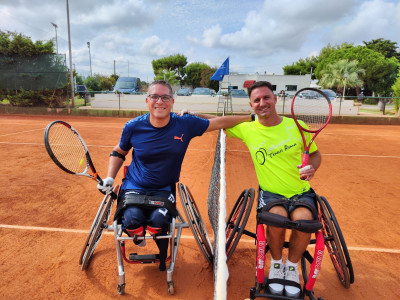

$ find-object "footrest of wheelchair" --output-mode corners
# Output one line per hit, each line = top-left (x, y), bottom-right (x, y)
(129, 253), (159, 263)
(250, 277), (304, 300)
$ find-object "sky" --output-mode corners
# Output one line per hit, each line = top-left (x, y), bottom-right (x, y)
(1, 0), (399, 82)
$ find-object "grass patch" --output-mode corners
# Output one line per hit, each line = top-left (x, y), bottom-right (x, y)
(359, 108), (397, 116)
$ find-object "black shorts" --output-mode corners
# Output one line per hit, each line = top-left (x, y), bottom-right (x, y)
(257, 188), (318, 220)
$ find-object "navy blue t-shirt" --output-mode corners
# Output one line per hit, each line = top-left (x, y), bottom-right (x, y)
(119, 113), (209, 191)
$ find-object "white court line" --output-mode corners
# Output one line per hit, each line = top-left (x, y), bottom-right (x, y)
(1, 224), (399, 254)
(0, 141), (114, 148)
(1, 141), (400, 159)
(0, 128), (44, 137)
(234, 237), (400, 254)
(323, 153), (400, 159)
(0, 224), (194, 239)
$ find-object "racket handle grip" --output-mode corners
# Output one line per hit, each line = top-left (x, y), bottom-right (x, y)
(301, 152), (309, 168)
(300, 152), (310, 180)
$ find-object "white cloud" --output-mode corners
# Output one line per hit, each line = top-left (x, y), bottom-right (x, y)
(328, 0), (400, 44)
(195, 0), (359, 56)
(1, 0), (399, 79)
(76, 0), (153, 31)
(140, 35), (176, 57)
(201, 24), (222, 48)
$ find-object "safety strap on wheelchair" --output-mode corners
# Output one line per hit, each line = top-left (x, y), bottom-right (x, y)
(257, 211), (322, 233)
(114, 194), (178, 220)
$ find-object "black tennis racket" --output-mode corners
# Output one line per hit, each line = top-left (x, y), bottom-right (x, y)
(291, 88), (332, 169)
(44, 120), (104, 185)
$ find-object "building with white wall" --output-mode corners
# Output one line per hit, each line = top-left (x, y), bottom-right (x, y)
(220, 73), (312, 96)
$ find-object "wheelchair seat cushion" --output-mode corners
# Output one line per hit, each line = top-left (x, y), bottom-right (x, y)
(257, 211), (322, 233)
(114, 193), (178, 221)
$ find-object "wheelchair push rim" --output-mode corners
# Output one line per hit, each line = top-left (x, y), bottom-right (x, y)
(80, 185), (118, 270)
(225, 188), (254, 260)
(317, 195), (353, 288)
(178, 183), (214, 263)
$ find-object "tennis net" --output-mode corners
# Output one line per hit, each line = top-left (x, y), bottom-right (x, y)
(207, 127), (228, 300)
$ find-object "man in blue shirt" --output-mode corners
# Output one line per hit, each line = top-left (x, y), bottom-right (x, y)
(97, 80), (252, 271)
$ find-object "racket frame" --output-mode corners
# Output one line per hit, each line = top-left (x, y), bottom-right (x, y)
(290, 88), (332, 167)
(44, 120), (103, 185)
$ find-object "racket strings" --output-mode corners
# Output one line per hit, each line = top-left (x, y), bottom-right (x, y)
(48, 124), (88, 174)
(292, 96), (330, 131)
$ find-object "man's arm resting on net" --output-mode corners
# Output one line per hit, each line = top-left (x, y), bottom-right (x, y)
(205, 114), (252, 132)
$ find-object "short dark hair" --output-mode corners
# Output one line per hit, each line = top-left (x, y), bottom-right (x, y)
(248, 81), (274, 98)
(148, 80), (173, 95)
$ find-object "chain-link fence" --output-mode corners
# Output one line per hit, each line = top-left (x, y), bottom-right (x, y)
(0, 54), (69, 107)
(0, 54), (68, 90)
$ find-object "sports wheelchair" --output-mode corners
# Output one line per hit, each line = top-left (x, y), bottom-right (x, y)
(224, 189), (355, 300)
(78, 171), (214, 295)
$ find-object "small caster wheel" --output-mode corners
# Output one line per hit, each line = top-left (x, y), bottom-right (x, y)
(117, 283), (125, 295)
(167, 281), (175, 295)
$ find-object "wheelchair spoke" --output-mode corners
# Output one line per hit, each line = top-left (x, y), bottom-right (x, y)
(225, 188), (254, 260)
(318, 196), (351, 288)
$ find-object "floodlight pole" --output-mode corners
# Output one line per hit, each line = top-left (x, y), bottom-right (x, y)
(87, 42), (92, 77)
(51, 22), (58, 54)
(66, 0), (75, 107)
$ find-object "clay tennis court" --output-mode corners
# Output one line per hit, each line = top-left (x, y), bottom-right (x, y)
(1, 114), (399, 300)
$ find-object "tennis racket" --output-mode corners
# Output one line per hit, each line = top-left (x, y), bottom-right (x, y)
(291, 88), (332, 171)
(44, 120), (105, 186)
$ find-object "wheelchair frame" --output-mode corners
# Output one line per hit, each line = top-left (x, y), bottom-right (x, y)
(78, 182), (214, 295)
(225, 191), (354, 300)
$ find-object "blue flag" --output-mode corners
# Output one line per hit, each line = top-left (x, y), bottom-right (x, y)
(211, 57), (229, 81)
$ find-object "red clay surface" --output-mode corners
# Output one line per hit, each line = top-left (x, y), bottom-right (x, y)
(1, 114), (400, 300)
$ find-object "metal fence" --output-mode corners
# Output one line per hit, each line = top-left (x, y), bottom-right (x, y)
(0, 54), (68, 90)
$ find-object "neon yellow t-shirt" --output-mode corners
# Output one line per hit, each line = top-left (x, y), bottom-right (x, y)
(226, 117), (318, 198)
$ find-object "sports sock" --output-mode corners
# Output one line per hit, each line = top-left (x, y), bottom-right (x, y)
(156, 239), (168, 271)
(271, 258), (283, 265)
(286, 259), (298, 269)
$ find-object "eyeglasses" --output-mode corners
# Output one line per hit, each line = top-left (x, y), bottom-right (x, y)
(147, 94), (172, 102)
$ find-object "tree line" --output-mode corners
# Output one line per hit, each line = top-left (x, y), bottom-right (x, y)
(1, 30), (399, 111)
(283, 39), (400, 99)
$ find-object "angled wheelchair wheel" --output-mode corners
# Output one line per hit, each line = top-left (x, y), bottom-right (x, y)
(225, 188), (254, 260)
(80, 186), (118, 270)
(178, 183), (214, 263)
(318, 195), (354, 288)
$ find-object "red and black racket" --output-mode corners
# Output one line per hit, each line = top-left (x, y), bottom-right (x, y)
(291, 88), (332, 168)
(44, 120), (104, 185)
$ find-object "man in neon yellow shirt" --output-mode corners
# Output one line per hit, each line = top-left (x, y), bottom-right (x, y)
(226, 81), (321, 298)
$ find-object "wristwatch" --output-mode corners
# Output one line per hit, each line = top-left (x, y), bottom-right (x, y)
(251, 113), (256, 121)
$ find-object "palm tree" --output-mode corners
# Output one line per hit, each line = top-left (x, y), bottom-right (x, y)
(319, 59), (365, 98)
(154, 68), (179, 86)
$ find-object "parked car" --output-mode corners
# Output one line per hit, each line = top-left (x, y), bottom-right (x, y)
(216, 89), (247, 97)
(298, 90), (318, 99)
(320, 89), (338, 101)
(230, 89), (248, 98)
(192, 87), (216, 96)
(76, 85), (88, 98)
(176, 88), (192, 96)
(113, 77), (141, 94)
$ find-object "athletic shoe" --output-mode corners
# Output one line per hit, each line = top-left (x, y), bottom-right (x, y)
(134, 239), (146, 247)
(284, 265), (301, 298)
(268, 262), (284, 295)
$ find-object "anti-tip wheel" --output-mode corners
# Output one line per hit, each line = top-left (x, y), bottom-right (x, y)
(167, 281), (175, 295)
(117, 283), (125, 295)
